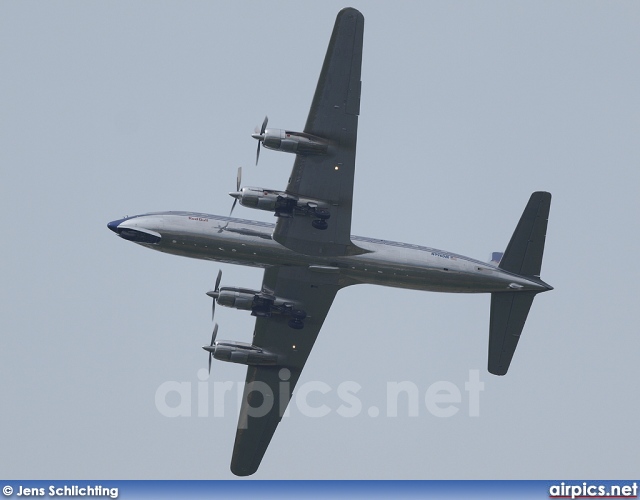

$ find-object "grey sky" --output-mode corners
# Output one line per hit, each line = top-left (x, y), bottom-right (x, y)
(1, 1), (639, 479)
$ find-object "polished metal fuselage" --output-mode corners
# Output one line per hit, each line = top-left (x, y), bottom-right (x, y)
(115, 211), (548, 293)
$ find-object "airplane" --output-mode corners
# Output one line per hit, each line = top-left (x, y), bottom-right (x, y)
(107, 7), (552, 476)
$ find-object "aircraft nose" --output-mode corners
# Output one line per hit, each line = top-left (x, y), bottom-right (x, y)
(107, 218), (127, 234)
(107, 220), (120, 233)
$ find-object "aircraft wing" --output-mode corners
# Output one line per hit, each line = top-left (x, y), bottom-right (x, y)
(230, 265), (344, 476)
(273, 8), (365, 257)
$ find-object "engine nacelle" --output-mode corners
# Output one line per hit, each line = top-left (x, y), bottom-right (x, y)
(206, 341), (279, 366)
(234, 187), (282, 211)
(215, 289), (257, 310)
(209, 287), (306, 328)
(231, 187), (331, 220)
(261, 129), (329, 156)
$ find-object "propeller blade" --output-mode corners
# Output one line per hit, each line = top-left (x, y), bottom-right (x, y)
(253, 116), (268, 165)
(229, 197), (238, 217)
(210, 270), (222, 321)
(260, 115), (268, 135)
(207, 323), (218, 374)
(210, 323), (219, 345)
(230, 166), (241, 215)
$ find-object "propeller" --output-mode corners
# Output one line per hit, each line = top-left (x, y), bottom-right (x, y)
(251, 116), (268, 165)
(206, 269), (223, 321)
(229, 166), (242, 217)
(218, 167), (242, 233)
(206, 323), (219, 374)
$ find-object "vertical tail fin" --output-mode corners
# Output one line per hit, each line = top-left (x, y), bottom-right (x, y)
(488, 192), (552, 375)
(498, 191), (551, 278)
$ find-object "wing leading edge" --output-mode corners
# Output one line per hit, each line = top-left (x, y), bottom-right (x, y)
(273, 8), (365, 257)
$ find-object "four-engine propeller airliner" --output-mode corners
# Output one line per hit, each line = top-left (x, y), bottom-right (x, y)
(108, 8), (552, 476)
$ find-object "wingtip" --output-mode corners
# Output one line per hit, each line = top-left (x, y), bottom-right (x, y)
(338, 7), (364, 20)
(230, 463), (257, 477)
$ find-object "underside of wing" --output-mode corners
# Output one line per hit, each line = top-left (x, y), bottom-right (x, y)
(229, 266), (346, 476)
(273, 8), (365, 257)
(303, 7), (363, 143)
(231, 365), (302, 476)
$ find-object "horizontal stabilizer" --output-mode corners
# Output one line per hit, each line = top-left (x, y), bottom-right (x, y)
(488, 291), (536, 375)
(499, 192), (551, 277)
(490, 252), (504, 265)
